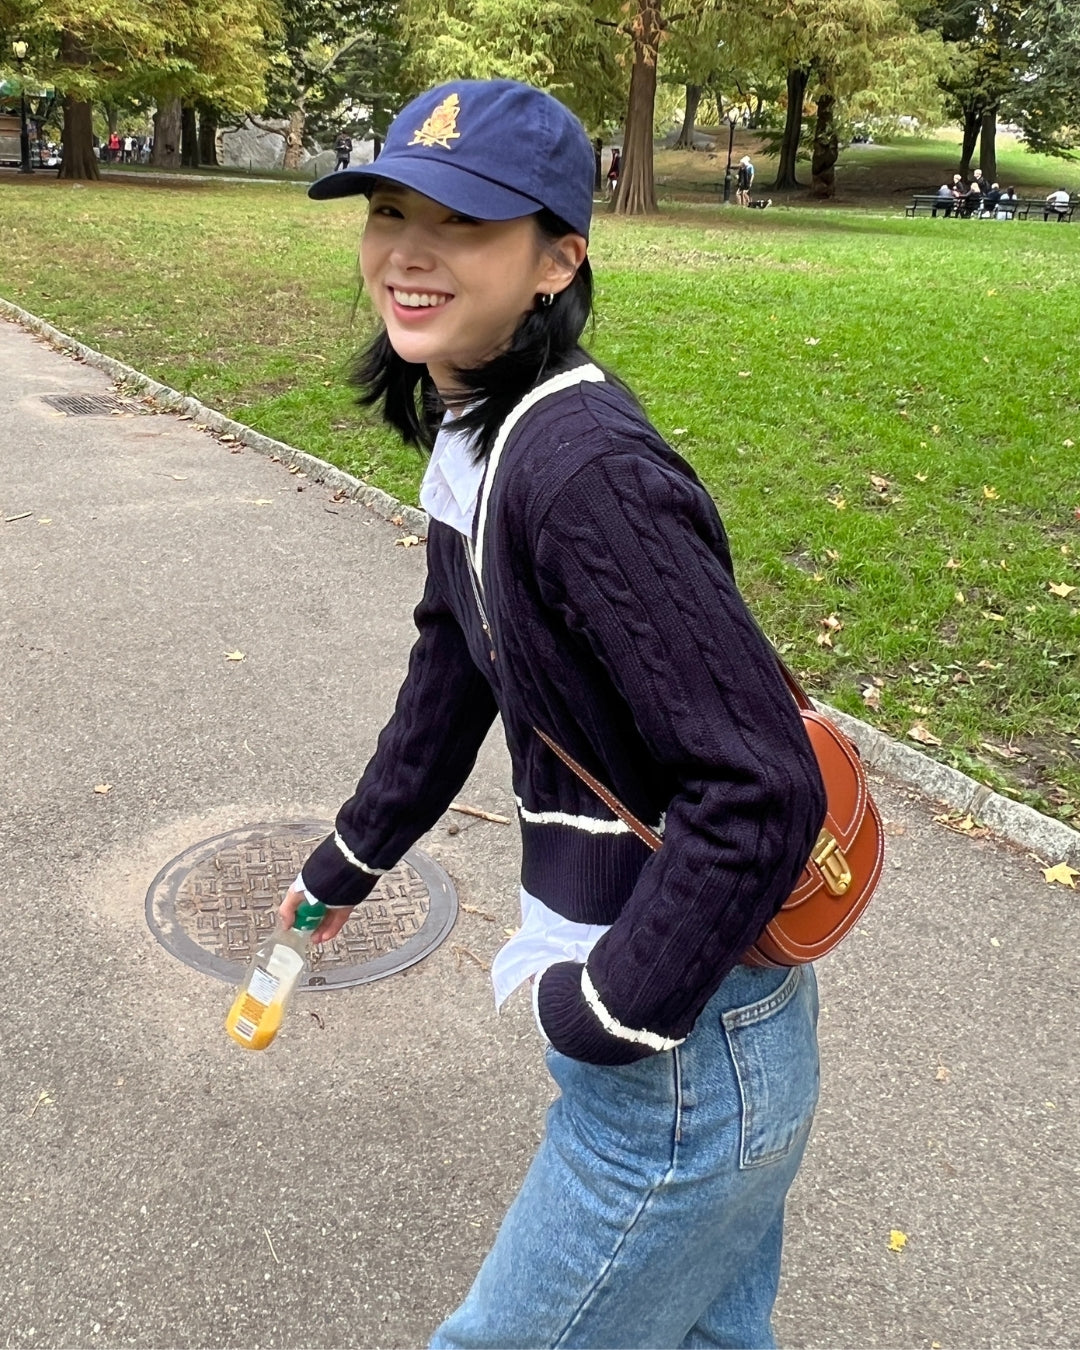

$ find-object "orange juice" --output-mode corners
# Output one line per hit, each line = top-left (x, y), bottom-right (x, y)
(225, 900), (325, 1050)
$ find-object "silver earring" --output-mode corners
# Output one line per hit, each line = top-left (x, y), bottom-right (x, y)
(540, 292), (554, 308)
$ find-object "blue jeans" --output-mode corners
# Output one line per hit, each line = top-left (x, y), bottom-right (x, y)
(432, 963), (820, 1349)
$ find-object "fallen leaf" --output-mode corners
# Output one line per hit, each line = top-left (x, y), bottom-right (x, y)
(990, 936), (1001, 947)
(888, 1230), (908, 1252)
(252, 498), (274, 506)
(935, 1065), (950, 1082)
(390, 514), (404, 526)
(908, 723), (942, 747)
(976, 659), (1002, 669)
(825, 548), (840, 562)
(815, 630), (833, 648)
(1042, 862), (1078, 889)
(914, 471), (928, 483)
(812, 572), (825, 583)
(945, 557), (962, 570)
(671, 427), (688, 436)
(931, 424), (941, 435)
(93, 783), (112, 795)
(804, 336), (821, 345)
(861, 685), (881, 710)
(224, 650), (246, 662)
(981, 611), (1005, 622)
(38, 518), (52, 524)
(170, 474), (188, 481)
(982, 485), (999, 500)
(737, 371), (751, 378)
(955, 590), (965, 604)
(395, 534), (422, 548)
(827, 494), (847, 510)
(1049, 581), (1077, 598)
(1063, 439), (1074, 448)
(820, 613), (843, 631)
(986, 287), (998, 295)
(870, 474), (890, 494)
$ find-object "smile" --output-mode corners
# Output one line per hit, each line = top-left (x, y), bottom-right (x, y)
(390, 288), (451, 309)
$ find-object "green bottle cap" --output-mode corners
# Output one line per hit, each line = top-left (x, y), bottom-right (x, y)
(291, 900), (327, 932)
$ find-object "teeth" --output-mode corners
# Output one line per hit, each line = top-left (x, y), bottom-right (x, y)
(393, 290), (449, 309)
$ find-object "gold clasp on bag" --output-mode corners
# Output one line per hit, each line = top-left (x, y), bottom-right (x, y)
(812, 829), (852, 896)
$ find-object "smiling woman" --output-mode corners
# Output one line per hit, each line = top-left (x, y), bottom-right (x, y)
(275, 77), (828, 1350)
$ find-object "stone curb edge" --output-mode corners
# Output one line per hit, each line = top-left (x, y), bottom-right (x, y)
(4, 298), (1079, 870)
(0, 298), (428, 537)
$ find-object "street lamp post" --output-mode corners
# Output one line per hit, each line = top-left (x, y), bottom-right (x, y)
(11, 40), (33, 174)
(722, 106), (739, 203)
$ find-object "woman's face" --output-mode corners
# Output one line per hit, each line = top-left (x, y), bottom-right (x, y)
(361, 182), (581, 390)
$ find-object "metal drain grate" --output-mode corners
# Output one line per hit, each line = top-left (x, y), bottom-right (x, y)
(41, 393), (144, 416)
(145, 821), (458, 989)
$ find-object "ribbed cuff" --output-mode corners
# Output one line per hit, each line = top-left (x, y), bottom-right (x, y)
(301, 832), (382, 908)
(535, 961), (657, 1066)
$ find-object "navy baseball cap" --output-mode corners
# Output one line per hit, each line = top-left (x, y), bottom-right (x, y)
(308, 79), (595, 239)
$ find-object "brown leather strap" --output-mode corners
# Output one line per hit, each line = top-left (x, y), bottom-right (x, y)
(535, 653), (811, 851)
(533, 727), (663, 852)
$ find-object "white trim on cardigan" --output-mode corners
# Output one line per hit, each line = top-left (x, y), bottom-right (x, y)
(473, 363), (605, 577)
(581, 967), (686, 1052)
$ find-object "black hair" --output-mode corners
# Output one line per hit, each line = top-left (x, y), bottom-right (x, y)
(350, 206), (597, 461)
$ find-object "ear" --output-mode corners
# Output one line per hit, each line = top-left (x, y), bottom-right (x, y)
(539, 233), (588, 296)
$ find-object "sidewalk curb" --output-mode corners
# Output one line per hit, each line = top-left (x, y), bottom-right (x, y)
(4, 298), (1079, 869)
(0, 299), (428, 537)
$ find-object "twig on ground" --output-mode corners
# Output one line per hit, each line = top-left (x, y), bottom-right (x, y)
(450, 802), (511, 825)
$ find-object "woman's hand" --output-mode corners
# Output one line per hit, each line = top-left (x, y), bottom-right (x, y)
(278, 887), (355, 945)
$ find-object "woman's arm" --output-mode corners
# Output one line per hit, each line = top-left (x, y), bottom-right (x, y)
(296, 532), (498, 915)
(532, 449), (826, 1064)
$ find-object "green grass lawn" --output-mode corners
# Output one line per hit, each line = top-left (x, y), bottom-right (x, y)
(1, 170), (1078, 821)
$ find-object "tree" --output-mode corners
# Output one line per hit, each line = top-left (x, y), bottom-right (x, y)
(3, 0), (278, 179)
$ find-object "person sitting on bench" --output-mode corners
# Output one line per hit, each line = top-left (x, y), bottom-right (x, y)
(933, 183), (954, 217)
(1045, 188), (1071, 220)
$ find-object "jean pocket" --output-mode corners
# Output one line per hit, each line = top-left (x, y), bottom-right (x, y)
(721, 965), (820, 1169)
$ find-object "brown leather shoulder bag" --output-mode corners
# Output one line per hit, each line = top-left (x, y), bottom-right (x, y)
(535, 658), (884, 967)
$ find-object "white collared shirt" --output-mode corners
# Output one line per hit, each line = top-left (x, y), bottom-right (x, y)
(419, 412), (607, 1039)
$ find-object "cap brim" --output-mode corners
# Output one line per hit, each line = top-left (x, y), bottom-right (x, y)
(308, 155), (546, 222)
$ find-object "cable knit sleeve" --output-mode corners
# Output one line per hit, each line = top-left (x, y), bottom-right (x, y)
(300, 527), (499, 908)
(532, 448), (826, 1064)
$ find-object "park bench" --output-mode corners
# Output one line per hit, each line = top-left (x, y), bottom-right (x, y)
(905, 194), (959, 217)
(1015, 197), (1077, 222)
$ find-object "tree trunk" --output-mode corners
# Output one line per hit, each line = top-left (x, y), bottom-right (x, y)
(979, 107), (997, 183)
(105, 103), (118, 136)
(198, 108), (219, 166)
(811, 91), (838, 197)
(58, 95), (100, 180)
(673, 84), (702, 150)
(958, 104), (980, 177)
(774, 67), (808, 190)
(613, 0), (661, 216)
(181, 103), (199, 167)
(56, 32), (100, 181)
(282, 107), (306, 171)
(151, 99), (182, 167)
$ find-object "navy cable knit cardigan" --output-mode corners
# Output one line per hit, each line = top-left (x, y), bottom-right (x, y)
(300, 365), (826, 1065)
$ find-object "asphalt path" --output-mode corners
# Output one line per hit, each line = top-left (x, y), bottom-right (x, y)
(1, 318), (1077, 1349)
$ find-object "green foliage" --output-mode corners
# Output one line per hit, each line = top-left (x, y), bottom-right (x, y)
(2, 0), (276, 111)
(398, 0), (626, 128)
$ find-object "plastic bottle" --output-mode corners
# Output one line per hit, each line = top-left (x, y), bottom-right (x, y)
(225, 900), (326, 1050)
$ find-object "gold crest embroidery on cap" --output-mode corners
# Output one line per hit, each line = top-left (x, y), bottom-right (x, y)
(409, 93), (462, 150)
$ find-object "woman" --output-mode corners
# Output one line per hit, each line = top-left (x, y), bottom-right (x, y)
(283, 79), (826, 1349)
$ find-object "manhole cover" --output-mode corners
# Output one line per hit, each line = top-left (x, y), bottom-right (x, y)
(41, 393), (146, 416)
(145, 821), (457, 989)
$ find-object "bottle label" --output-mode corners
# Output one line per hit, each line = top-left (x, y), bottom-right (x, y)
(248, 967), (281, 1006)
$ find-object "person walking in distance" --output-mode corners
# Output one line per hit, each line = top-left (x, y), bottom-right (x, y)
(333, 129), (353, 172)
(736, 154), (754, 206)
(289, 79), (826, 1349)
(606, 145), (620, 197)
